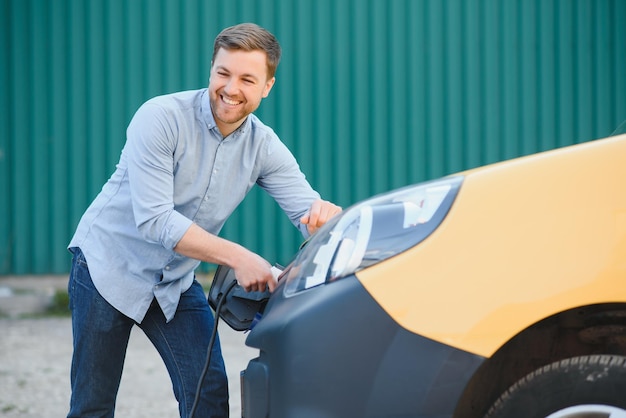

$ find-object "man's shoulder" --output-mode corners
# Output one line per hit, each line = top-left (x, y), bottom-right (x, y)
(129, 89), (207, 132)
(134, 89), (206, 123)
(248, 113), (279, 139)
(145, 88), (205, 107)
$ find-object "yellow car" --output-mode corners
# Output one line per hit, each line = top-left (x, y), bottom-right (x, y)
(235, 132), (626, 417)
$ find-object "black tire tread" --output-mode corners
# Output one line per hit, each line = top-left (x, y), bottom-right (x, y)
(485, 355), (626, 418)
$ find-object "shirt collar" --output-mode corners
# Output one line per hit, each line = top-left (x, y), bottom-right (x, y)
(201, 89), (217, 131)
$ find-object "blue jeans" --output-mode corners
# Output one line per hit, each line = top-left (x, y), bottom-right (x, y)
(67, 248), (229, 418)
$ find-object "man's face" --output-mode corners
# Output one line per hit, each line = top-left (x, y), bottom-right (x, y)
(209, 48), (275, 136)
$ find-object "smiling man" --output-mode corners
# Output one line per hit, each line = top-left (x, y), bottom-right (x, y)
(209, 49), (274, 135)
(66, 23), (341, 418)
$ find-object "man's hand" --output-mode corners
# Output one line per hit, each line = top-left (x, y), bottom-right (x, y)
(233, 251), (277, 293)
(300, 199), (342, 235)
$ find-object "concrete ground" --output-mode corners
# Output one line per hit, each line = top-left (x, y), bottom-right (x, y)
(0, 275), (258, 418)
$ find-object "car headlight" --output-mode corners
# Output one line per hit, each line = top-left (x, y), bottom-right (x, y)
(283, 176), (463, 296)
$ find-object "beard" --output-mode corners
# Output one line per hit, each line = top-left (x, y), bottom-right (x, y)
(209, 90), (260, 130)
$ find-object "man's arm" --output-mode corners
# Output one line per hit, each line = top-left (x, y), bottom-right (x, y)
(175, 198), (341, 293)
(174, 223), (275, 292)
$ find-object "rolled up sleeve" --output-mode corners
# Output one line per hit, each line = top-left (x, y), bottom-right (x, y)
(126, 102), (192, 250)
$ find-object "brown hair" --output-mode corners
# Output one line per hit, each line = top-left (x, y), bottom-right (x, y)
(212, 23), (282, 79)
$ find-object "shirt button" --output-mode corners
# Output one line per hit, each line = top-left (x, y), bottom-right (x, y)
(165, 266), (171, 271)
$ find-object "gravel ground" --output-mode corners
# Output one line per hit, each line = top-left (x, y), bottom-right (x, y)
(0, 277), (258, 418)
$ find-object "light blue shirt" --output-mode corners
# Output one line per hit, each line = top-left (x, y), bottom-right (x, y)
(69, 89), (320, 323)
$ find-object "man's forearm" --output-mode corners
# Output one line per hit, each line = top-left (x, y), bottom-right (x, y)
(173, 223), (245, 268)
(173, 223), (275, 292)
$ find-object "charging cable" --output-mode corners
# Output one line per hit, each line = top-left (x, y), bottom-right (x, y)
(189, 279), (238, 418)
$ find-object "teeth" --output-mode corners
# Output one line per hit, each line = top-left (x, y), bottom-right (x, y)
(223, 96), (240, 105)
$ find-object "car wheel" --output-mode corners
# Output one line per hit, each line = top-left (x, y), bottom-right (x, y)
(485, 355), (626, 418)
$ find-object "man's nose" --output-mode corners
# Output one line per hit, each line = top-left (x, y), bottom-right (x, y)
(224, 78), (240, 94)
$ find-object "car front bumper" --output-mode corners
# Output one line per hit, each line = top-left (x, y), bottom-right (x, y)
(240, 275), (484, 418)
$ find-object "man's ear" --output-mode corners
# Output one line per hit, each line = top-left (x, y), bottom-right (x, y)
(262, 77), (276, 98)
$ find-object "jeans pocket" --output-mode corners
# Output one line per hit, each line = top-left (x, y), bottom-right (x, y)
(71, 247), (89, 268)
(68, 248), (93, 311)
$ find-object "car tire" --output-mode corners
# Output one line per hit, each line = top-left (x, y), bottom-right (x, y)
(485, 355), (626, 418)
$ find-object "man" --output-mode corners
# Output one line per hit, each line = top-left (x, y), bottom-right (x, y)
(67, 23), (341, 418)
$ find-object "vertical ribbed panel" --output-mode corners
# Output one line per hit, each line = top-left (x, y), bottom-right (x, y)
(1, 0), (626, 273)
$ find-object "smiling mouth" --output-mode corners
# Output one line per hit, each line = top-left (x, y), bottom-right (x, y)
(221, 95), (242, 106)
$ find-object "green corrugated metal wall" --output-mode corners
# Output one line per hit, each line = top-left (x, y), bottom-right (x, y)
(2, 0), (625, 274)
